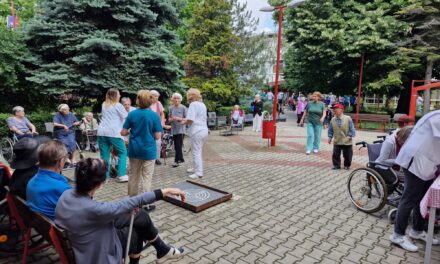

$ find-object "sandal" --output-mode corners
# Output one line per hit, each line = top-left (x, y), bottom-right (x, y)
(156, 247), (184, 264)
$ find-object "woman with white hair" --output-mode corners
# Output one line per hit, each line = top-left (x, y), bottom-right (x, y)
(181, 88), (208, 179)
(53, 104), (80, 167)
(251, 95), (263, 132)
(168, 93), (187, 167)
(7, 106), (38, 139)
(149, 90), (166, 165)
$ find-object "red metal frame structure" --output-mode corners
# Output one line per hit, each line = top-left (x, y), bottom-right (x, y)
(409, 79), (440, 119)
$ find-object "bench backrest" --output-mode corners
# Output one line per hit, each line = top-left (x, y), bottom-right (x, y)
(7, 190), (75, 264)
(346, 113), (390, 121)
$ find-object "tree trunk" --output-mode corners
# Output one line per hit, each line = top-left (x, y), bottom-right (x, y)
(423, 59), (433, 114)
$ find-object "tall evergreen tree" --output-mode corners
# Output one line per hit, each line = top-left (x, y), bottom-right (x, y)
(25, 0), (183, 98)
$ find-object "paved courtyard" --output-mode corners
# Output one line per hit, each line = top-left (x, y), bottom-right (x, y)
(3, 110), (440, 264)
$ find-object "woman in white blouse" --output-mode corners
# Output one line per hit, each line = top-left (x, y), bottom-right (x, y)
(181, 88), (208, 179)
(97, 88), (129, 182)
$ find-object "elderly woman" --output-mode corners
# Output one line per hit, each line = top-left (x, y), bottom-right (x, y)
(7, 106), (38, 139)
(121, 90), (163, 198)
(54, 158), (185, 264)
(98, 88), (129, 182)
(181, 88), (208, 179)
(168, 93), (187, 168)
(80, 112), (98, 132)
(251, 95), (263, 132)
(300, 91), (326, 154)
(149, 90), (170, 165)
(231, 105), (244, 126)
(53, 104), (80, 166)
(79, 112), (99, 151)
(121, 97), (136, 113)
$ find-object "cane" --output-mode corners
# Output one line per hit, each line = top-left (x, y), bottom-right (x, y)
(124, 212), (135, 264)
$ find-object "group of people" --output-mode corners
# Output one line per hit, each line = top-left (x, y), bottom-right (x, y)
(4, 86), (214, 263)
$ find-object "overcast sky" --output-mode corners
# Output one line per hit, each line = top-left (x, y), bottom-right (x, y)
(238, 0), (276, 33)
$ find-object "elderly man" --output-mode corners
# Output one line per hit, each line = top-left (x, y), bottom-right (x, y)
(121, 97), (136, 113)
(7, 106), (38, 139)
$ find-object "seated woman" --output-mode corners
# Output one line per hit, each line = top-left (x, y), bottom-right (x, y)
(79, 112), (98, 132)
(53, 104), (80, 166)
(54, 158), (185, 264)
(7, 106), (38, 139)
(79, 112), (99, 151)
(230, 105), (243, 126)
(10, 136), (51, 199)
(375, 125), (413, 182)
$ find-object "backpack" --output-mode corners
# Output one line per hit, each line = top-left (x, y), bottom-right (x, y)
(250, 102), (255, 113)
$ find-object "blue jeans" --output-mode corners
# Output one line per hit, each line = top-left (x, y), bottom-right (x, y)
(306, 123), (323, 152)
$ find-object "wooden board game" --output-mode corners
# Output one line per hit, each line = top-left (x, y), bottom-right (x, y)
(164, 181), (232, 213)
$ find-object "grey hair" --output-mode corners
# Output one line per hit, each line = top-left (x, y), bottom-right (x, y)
(58, 104), (69, 112)
(83, 112), (92, 117)
(12, 106), (24, 115)
(255, 94), (261, 98)
(150, 90), (160, 97)
(120, 97), (131, 104)
(172, 92), (182, 100)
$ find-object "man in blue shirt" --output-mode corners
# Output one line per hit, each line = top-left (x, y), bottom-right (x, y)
(122, 90), (163, 199)
(26, 140), (71, 220)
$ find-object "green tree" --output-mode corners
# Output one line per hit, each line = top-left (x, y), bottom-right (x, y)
(398, 0), (440, 114)
(25, 0), (183, 99)
(0, 0), (37, 25)
(230, 0), (269, 93)
(283, 0), (409, 97)
(183, 0), (239, 110)
(0, 26), (30, 111)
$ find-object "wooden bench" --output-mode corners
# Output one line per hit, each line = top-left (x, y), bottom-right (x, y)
(346, 113), (391, 131)
(6, 189), (75, 264)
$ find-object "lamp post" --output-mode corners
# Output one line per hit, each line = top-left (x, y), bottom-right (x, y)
(355, 52), (364, 129)
(260, 0), (305, 146)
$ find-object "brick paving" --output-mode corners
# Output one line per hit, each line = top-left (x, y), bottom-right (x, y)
(2, 110), (439, 264)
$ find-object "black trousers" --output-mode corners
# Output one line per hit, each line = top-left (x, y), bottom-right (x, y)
(173, 134), (185, 163)
(296, 112), (304, 124)
(332, 145), (353, 168)
(394, 169), (433, 235)
(115, 209), (158, 254)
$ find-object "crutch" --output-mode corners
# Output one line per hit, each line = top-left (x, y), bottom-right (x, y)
(124, 212), (136, 264)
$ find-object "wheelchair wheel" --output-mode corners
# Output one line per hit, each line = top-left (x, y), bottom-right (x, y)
(347, 167), (388, 213)
(0, 138), (14, 163)
(388, 208), (398, 224)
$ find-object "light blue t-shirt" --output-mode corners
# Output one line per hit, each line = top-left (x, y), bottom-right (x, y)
(123, 108), (163, 161)
(26, 169), (72, 220)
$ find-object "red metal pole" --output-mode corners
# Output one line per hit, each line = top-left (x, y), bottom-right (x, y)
(271, 6), (284, 146)
(355, 53), (364, 129)
(409, 80), (417, 119)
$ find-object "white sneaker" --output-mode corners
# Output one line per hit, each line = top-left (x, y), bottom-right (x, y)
(409, 229), (440, 245)
(188, 173), (202, 179)
(389, 234), (418, 252)
(313, 149), (319, 153)
(116, 175), (129, 183)
(306, 151), (311, 155)
(186, 168), (195, 173)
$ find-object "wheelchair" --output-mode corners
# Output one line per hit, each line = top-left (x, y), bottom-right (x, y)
(347, 138), (403, 222)
(0, 133), (19, 163)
